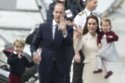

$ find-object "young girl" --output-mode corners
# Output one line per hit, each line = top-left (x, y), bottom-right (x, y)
(93, 18), (119, 79)
(7, 39), (35, 83)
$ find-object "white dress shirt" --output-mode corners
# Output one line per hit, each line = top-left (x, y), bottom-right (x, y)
(52, 20), (57, 39)
(52, 20), (67, 39)
(74, 8), (92, 30)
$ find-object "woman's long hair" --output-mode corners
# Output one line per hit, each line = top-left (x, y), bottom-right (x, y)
(83, 15), (100, 35)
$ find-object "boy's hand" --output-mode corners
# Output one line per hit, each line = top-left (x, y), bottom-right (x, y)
(18, 51), (23, 59)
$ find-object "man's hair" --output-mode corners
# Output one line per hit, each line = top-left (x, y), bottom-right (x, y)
(13, 39), (25, 47)
(53, 2), (65, 11)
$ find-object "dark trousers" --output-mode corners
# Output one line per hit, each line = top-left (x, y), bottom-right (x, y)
(8, 74), (23, 83)
(72, 50), (84, 83)
(65, 50), (74, 83)
(39, 60), (66, 83)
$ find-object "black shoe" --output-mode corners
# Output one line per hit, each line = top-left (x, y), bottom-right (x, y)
(93, 69), (102, 73)
(105, 71), (113, 79)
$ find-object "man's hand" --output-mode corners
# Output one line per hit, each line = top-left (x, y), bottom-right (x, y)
(59, 16), (67, 32)
(74, 52), (81, 63)
(33, 52), (41, 64)
(18, 51), (23, 59)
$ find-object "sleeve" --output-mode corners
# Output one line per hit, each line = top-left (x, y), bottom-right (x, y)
(24, 57), (35, 68)
(106, 31), (119, 42)
(7, 54), (20, 66)
(63, 26), (74, 46)
(74, 36), (83, 52)
(97, 32), (103, 45)
(30, 24), (43, 55)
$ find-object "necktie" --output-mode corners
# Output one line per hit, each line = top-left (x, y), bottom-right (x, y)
(90, 12), (93, 15)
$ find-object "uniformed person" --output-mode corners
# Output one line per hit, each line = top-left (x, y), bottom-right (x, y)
(72, 0), (99, 83)
(68, 0), (85, 18)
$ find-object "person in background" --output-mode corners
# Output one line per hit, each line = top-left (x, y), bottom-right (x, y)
(69, 0), (85, 18)
(7, 39), (34, 83)
(93, 18), (119, 79)
(30, 3), (74, 83)
(72, 0), (98, 83)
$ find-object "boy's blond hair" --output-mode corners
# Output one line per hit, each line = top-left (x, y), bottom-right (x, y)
(13, 39), (25, 47)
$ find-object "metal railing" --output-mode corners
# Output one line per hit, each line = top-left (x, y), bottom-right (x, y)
(101, 0), (124, 18)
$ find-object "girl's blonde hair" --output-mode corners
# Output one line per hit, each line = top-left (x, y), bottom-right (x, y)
(100, 18), (111, 26)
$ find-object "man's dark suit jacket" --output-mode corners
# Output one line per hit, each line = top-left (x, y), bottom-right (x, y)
(31, 22), (73, 83)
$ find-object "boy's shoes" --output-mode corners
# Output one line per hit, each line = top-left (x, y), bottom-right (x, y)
(105, 71), (113, 79)
(93, 69), (102, 73)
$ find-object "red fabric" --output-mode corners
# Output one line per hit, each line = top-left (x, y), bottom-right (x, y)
(97, 31), (118, 45)
(8, 74), (23, 83)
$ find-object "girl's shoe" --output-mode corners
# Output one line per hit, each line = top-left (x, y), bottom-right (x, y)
(105, 71), (113, 79)
(93, 69), (102, 73)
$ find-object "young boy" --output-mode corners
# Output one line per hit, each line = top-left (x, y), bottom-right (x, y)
(93, 18), (119, 79)
(7, 39), (35, 83)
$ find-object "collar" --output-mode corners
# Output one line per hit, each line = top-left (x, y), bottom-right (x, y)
(84, 8), (92, 16)
(53, 20), (57, 26)
(86, 32), (97, 40)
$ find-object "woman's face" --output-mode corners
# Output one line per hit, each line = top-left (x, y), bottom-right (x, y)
(87, 18), (98, 34)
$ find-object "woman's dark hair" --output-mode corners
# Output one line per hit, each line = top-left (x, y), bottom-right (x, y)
(83, 15), (100, 35)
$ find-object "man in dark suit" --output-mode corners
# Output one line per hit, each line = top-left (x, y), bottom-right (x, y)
(30, 2), (74, 83)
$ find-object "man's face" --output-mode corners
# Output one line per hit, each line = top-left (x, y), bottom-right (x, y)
(89, 0), (98, 11)
(53, 4), (64, 23)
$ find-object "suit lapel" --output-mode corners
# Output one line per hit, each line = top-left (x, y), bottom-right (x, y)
(47, 22), (53, 40)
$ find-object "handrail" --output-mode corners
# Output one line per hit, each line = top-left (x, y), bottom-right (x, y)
(101, 0), (124, 18)
(35, 0), (48, 21)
